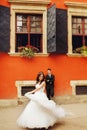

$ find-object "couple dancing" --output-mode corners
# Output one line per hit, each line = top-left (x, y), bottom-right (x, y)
(17, 70), (71, 129)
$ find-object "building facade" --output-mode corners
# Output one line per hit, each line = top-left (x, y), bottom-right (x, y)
(0, 0), (87, 105)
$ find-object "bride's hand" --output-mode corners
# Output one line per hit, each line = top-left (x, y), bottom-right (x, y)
(24, 92), (32, 96)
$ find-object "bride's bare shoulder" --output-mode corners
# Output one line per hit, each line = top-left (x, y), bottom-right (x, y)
(42, 81), (46, 86)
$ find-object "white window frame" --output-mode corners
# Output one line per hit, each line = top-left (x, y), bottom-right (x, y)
(15, 80), (36, 98)
(65, 2), (87, 57)
(8, 0), (51, 56)
(70, 80), (87, 95)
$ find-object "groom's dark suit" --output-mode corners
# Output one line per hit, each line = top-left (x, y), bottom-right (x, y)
(45, 74), (55, 100)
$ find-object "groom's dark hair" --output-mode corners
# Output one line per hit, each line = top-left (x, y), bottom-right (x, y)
(47, 68), (51, 71)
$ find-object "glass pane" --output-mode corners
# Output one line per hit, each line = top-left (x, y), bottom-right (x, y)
(31, 22), (36, 27)
(36, 28), (41, 33)
(36, 22), (41, 27)
(17, 15), (22, 20)
(72, 36), (83, 53)
(22, 16), (27, 32)
(72, 29), (77, 34)
(30, 15), (42, 33)
(31, 16), (36, 21)
(35, 17), (41, 21)
(77, 18), (81, 23)
(17, 26), (22, 32)
(17, 21), (22, 26)
(77, 24), (82, 29)
(77, 29), (82, 34)
(16, 34), (28, 52)
(22, 16), (27, 21)
(85, 30), (87, 34)
(85, 19), (87, 23)
(72, 18), (76, 23)
(30, 28), (36, 32)
(75, 24), (82, 34)
(85, 24), (87, 29)
(23, 22), (27, 27)
(72, 24), (77, 28)
(22, 27), (27, 32)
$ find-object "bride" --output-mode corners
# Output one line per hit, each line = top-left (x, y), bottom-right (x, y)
(17, 71), (67, 129)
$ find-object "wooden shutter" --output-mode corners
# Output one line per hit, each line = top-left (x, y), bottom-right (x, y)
(0, 6), (10, 52)
(47, 6), (68, 54)
(47, 4), (56, 53)
(56, 9), (68, 54)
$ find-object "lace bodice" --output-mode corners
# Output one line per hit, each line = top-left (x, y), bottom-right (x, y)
(35, 83), (45, 92)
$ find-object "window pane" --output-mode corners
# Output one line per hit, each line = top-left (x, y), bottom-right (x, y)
(17, 21), (22, 26)
(16, 14), (27, 32)
(17, 15), (22, 20)
(16, 34), (28, 52)
(72, 24), (77, 28)
(30, 28), (36, 32)
(30, 34), (42, 52)
(85, 36), (87, 46)
(85, 24), (87, 29)
(85, 19), (87, 23)
(36, 28), (41, 33)
(30, 15), (42, 33)
(72, 29), (77, 34)
(85, 30), (87, 34)
(17, 26), (22, 32)
(31, 16), (36, 21)
(72, 36), (83, 53)
(72, 17), (82, 35)
(31, 22), (36, 27)
(77, 18), (81, 23)
(35, 17), (41, 21)
(77, 25), (82, 34)
(36, 22), (41, 27)
(72, 18), (76, 23)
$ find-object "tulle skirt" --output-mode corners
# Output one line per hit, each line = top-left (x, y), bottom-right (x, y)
(17, 92), (66, 129)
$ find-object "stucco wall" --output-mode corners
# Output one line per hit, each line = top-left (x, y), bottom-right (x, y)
(0, 53), (87, 99)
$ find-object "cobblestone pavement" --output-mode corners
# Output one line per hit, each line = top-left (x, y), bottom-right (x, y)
(0, 102), (87, 130)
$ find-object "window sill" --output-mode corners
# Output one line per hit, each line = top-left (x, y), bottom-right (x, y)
(67, 53), (87, 57)
(8, 52), (49, 57)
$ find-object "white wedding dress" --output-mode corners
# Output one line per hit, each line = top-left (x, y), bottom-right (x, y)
(17, 83), (67, 129)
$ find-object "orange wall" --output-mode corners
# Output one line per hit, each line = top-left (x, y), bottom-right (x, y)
(0, 0), (10, 7)
(50, 0), (87, 9)
(1, 0), (87, 8)
(1, 53), (87, 99)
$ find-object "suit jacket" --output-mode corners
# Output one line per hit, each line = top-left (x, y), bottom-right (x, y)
(45, 74), (55, 88)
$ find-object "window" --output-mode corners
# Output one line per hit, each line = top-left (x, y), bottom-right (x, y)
(72, 16), (87, 53)
(65, 1), (87, 56)
(16, 14), (42, 53)
(8, 0), (50, 56)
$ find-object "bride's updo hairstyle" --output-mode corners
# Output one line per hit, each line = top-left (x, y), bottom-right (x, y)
(36, 71), (45, 84)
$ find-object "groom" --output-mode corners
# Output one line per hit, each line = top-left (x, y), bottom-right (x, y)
(45, 68), (55, 100)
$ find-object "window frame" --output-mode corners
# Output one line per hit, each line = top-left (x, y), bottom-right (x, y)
(65, 2), (87, 57)
(8, 1), (49, 56)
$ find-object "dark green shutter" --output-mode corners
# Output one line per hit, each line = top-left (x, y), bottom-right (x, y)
(47, 4), (56, 52)
(47, 6), (68, 54)
(0, 5), (10, 52)
(56, 9), (68, 54)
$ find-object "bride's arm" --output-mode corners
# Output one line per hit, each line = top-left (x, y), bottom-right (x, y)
(25, 81), (45, 95)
